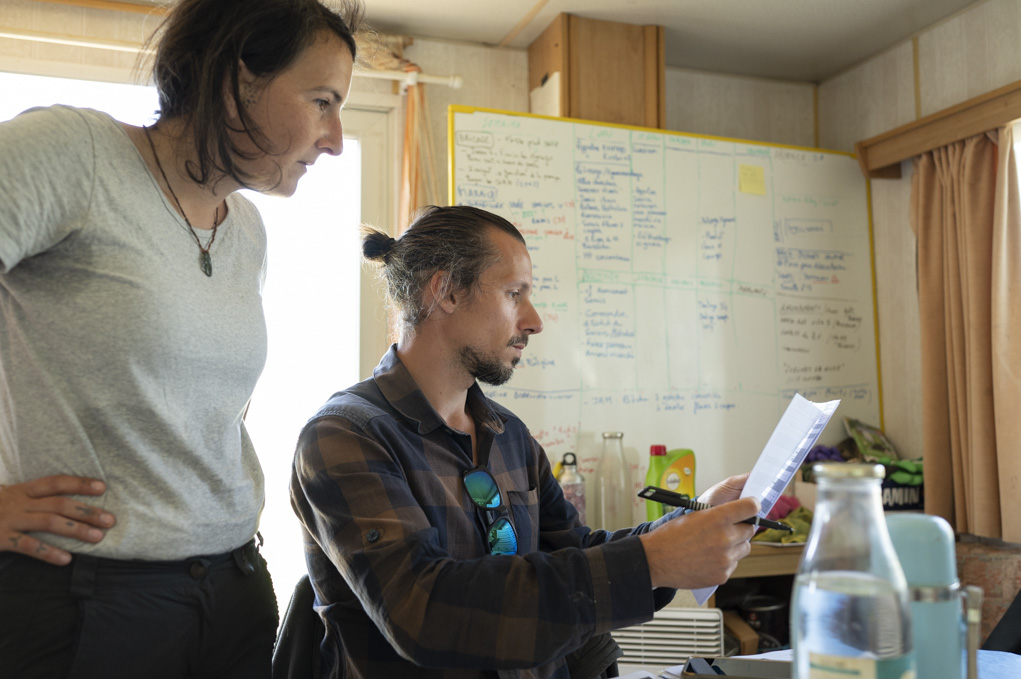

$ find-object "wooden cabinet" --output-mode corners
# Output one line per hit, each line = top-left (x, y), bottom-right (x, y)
(527, 13), (665, 129)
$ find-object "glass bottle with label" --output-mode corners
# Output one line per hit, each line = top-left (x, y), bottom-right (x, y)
(791, 463), (915, 679)
(596, 432), (631, 531)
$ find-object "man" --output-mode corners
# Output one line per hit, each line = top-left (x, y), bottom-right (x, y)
(290, 205), (760, 678)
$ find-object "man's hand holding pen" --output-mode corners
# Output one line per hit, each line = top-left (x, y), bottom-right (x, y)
(639, 485), (794, 533)
(638, 473), (760, 590)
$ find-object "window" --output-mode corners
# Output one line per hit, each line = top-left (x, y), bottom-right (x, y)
(0, 71), (158, 125)
(0, 70), (394, 603)
(1015, 120), (1021, 189)
(243, 148), (362, 597)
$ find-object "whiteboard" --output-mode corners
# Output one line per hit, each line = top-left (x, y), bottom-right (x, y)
(449, 106), (881, 509)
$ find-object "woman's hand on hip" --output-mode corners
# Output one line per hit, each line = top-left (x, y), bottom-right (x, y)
(0, 475), (116, 565)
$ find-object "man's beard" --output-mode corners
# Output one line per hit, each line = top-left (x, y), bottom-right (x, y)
(459, 336), (528, 386)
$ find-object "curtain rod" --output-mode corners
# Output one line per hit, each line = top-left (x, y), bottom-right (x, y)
(355, 69), (463, 90)
(0, 28), (464, 89)
(0, 27), (149, 53)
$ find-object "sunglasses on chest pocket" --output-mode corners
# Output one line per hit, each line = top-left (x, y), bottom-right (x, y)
(462, 466), (519, 556)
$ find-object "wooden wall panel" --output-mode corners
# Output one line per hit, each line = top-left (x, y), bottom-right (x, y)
(567, 15), (655, 127)
(526, 11), (567, 109)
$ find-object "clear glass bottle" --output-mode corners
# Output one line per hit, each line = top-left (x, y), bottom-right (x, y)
(557, 452), (586, 525)
(596, 432), (631, 531)
(791, 463), (915, 679)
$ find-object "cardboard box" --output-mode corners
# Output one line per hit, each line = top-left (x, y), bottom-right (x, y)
(881, 479), (924, 511)
(723, 611), (759, 656)
(792, 476), (923, 512)
(792, 477), (817, 511)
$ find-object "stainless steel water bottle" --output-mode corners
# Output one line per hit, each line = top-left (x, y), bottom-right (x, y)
(558, 452), (586, 525)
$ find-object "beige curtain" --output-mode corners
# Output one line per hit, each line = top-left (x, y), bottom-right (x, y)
(991, 125), (1021, 543)
(398, 64), (442, 235)
(910, 128), (1021, 541)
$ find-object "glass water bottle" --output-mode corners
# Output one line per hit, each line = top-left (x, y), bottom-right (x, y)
(596, 432), (631, 531)
(791, 463), (915, 679)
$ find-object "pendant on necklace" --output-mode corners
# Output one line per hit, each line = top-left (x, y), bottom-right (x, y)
(200, 251), (213, 277)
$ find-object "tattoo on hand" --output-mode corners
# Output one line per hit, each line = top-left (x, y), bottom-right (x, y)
(35, 543), (47, 554)
(8, 536), (20, 548)
(75, 507), (96, 518)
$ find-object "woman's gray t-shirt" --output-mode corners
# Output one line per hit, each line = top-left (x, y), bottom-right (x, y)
(0, 105), (268, 560)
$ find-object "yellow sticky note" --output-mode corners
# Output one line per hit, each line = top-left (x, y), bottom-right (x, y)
(739, 164), (766, 195)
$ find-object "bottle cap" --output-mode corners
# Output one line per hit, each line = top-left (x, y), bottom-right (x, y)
(601, 432), (623, 439)
(562, 452), (577, 466)
(650, 445), (667, 456)
(812, 462), (885, 479)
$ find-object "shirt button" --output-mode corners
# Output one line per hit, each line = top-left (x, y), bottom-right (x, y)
(366, 529), (380, 543)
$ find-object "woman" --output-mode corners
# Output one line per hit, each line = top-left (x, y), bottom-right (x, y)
(0, 0), (361, 676)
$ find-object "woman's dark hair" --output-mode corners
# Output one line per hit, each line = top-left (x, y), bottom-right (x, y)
(147, 0), (363, 188)
(363, 205), (526, 338)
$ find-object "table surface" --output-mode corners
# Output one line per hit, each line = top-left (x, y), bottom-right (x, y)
(656, 649), (1021, 679)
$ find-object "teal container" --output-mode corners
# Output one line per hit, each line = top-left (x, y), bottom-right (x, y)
(886, 513), (964, 679)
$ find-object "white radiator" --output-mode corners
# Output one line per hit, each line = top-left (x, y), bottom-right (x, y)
(612, 607), (724, 671)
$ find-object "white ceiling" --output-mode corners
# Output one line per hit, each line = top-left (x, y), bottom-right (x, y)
(359, 0), (983, 83)
(116, 0), (983, 82)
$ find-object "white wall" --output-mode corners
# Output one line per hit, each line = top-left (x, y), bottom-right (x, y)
(816, 0), (1021, 459)
(918, 0), (1021, 116)
(815, 42), (920, 457)
(666, 67), (815, 148)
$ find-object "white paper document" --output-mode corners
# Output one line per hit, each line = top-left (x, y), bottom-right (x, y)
(691, 394), (840, 605)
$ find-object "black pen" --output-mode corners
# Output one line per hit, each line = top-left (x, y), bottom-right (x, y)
(638, 485), (794, 532)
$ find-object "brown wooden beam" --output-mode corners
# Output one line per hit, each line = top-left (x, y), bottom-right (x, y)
(643, 25), (664, 129)
(33, 0), (165, 15)
(857, 77), (1021, 179)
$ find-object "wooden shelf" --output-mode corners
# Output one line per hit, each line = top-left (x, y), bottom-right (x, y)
(731, 543), (804, 579)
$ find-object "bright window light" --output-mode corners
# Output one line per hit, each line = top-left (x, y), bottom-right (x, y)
(243, 150), (362, 601)
(0, 71), (158, 125)
(1, 70), (362, 606)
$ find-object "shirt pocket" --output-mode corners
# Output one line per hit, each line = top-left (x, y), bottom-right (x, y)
(506, 487), (539, 552)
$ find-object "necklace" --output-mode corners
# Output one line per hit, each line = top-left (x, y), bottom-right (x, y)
(143, 126), (219, 277)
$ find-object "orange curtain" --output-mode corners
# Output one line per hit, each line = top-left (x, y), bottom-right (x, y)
(398, 64), (442, 235)
(910, 129), (1021, 541)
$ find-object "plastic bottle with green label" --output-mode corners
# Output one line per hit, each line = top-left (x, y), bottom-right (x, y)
(645, 445), (670, 520)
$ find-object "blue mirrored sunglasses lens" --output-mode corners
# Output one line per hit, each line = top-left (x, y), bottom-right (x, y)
(463, 469), (502, 509)
(488, 517), (518, 555)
